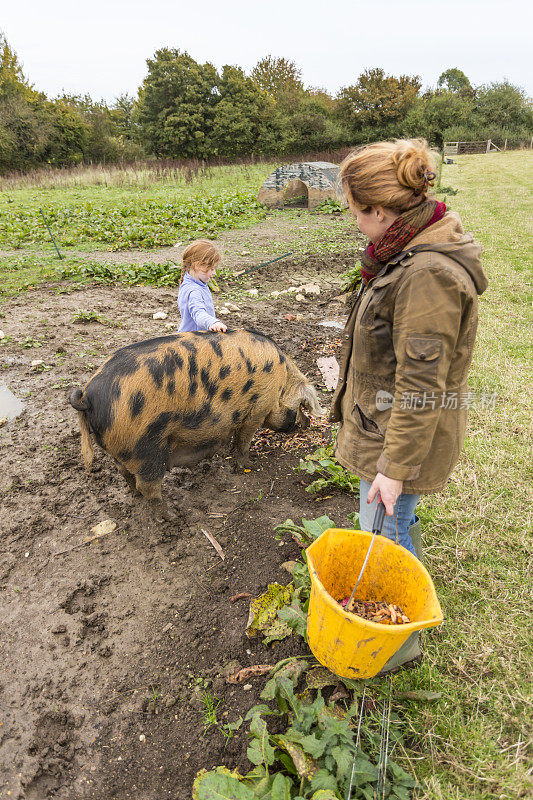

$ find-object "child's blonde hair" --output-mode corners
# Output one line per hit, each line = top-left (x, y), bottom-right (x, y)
(340, 138), (438, 213)
(182, 239), (221, 272)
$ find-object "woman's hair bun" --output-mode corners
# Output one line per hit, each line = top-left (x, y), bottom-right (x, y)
(340, 137), (438, 212)
(393, 139), (432, 194)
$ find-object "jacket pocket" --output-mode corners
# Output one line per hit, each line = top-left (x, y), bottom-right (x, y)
(404, 337), (442, 382)
(354, 404), (384, 440)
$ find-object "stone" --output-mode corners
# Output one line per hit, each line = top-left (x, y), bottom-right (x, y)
(217, 307), (231, 315)
(258, 162), (348, 211)
(152, 311), (168, 320)
(248, 289), (259, 297)
(295, 294), (306, 302)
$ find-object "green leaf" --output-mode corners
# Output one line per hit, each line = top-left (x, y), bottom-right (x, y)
(271, 773), (292, 800)
(193, 767), (255, 800)
(330, 745), (353, 779)
(347, 755), (378, 785)
(311, 791), (339, 800)
(277, 592), (307, 639)
(245, 704), (278, 721)
(390, 786), (412, 800)
(289, 731), (327, 759)
(309, 769), (338, 793)
(301, 515), (336, 539)
(388, 760), (417, 787)
(248, 714), (276, 766)
(276, 753), (298, 776)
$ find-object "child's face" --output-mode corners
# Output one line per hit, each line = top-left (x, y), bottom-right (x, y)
(190, 260), (219, 284)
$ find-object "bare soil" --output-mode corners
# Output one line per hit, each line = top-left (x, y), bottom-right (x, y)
(0, 233), (358, 799)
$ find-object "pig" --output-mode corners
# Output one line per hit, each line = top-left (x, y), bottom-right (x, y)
(69, 328), (324, 518)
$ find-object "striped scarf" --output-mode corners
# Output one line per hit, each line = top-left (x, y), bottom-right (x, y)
(360, 200), (447, 284)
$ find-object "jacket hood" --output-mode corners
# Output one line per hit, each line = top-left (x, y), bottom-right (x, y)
(407, 211), (488, 295)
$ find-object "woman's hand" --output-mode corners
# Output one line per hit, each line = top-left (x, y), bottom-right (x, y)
(210, 321), (227, 333)
(367, 472), (403, 516)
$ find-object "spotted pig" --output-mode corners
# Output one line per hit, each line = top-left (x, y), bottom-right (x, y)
(69, 328), (324, 516)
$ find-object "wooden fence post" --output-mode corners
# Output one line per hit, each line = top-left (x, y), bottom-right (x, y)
(504, 138), (508, 151)
(486, 139), (491, 153)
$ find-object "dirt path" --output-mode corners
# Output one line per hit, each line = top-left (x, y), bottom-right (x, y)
(0, 237), (358, 798)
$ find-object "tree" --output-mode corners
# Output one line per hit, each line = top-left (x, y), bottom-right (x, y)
(0, 31), (30, 100)
(475, 80), (533, 129)
(251, 55), (303, 100)
(437, 68), (472, 95)
(403, 91), (474, 145)
(338, 68), (421, 135)
(136, 49), (219, 158)
(209, 65), (279, 156)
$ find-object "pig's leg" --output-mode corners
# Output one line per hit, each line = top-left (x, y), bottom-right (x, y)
(135, 476), (174, 521)
(231, 416), (263, 469)
(117, 464), (140, 495)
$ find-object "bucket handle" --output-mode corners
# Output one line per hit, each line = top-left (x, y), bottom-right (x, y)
(345, 502), (386, 609)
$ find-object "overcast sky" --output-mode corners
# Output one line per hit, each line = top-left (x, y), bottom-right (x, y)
(3, 0), (531, 102)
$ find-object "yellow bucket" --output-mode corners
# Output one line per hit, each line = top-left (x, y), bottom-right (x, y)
(306, 528), (443, 679)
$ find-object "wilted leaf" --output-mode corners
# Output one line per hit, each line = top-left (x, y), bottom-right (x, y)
(263, 618), (293, 646)
(226, 665), (273, 684)
(276, 737), (318, 779)
(246, 583), (292, 640)
(89, 519), (116, 538)
(306, 667), (338, 691)
(394, 690), (442, 702)
(192, 766), (254, 799)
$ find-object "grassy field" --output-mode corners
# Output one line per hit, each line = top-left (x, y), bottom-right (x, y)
(395, 150), (532, 799)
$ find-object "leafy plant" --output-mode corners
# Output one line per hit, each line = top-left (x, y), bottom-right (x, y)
(60, 260), (183, 287)
(316, 198), (344, 214)
(297, 445), (360, 495)
(0, 189), (266, 250)
(435, 185), (458, 196)
(274, 515), (336, 548)
(193, 659), (417, 799)
(340, 262), (362, 293)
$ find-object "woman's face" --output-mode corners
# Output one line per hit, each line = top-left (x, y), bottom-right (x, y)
(349, 198), (398, 243)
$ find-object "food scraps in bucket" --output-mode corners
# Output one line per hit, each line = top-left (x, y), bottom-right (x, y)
(339, 598), (410, 625)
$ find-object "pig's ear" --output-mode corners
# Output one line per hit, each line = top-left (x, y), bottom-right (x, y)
(298, 383), (326, 416)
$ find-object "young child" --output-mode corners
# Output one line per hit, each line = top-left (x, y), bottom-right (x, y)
(177, 240), (227, 333)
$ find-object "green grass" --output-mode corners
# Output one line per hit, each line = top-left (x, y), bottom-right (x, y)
(0, 162), (276, 251)
(0, 186), (267, 250)
(393, 151), (532, 799)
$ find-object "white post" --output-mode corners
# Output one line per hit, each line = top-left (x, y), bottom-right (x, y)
(486, 139), (491, 153)
(504, 138), (508, 151)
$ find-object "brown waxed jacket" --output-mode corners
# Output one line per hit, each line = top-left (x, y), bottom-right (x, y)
(330, 212), (488, 493)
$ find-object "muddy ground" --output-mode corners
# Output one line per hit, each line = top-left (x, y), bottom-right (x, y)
(0, 220), (363, 800)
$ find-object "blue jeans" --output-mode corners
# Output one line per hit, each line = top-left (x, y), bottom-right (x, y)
(358, 480), (420, 558)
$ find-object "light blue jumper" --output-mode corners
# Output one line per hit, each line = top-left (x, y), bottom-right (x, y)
(177, 273), (219, 332)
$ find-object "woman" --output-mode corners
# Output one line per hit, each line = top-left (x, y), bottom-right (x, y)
(330, 139), (487, 669)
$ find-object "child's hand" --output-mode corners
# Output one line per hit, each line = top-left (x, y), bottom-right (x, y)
(210, 321), (227, 333)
